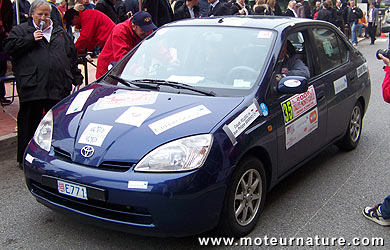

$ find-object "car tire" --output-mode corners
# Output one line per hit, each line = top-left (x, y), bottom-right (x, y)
(218, 156), (267, 237)
(337, 101), (363, 151)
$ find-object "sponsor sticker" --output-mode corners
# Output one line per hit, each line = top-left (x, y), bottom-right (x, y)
(128, 181), (148, 189)
(257, 31), (273, 39)
(356, 63), (368, 78)
(285, 108), (318, 149)
(93, 91), (158, 111)
(25, 153), (34, 164)
(149, 105), (211, 135)
(334, 75), (347, 95)
(78, 123), (113, 147)
(115, 106), (155, 127)
(66, 89), (93, 115)
(281, 85), (317, 124)
(225, 102), (261, 139)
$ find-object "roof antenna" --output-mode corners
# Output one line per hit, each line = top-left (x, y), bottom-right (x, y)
(218, 18), (224, 23)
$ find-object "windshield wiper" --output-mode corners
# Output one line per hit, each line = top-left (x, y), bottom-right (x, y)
(132, 79), (215, 96)
(107, 75), (159, 90)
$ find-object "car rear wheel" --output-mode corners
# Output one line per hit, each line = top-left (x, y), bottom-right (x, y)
(218, 156), (266, 237)
(337, 101), (363, 151)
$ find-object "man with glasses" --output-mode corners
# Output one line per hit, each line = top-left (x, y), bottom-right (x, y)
(96, 11), (157, 78)
(4, 0), (83, 169)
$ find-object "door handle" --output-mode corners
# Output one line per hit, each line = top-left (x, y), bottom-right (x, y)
(317, 91), (325, 102)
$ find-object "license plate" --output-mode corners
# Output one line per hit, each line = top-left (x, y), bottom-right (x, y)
(57, 180), (88, 200)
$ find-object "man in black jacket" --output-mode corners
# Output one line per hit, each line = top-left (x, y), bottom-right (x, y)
(345, 0), (362, 46)
(4, 0), (83, 168)
(174, 0), (200, 20)
(95, 0), (121, 24)
(334, 0), (345, 31)
(142, 0), (174, 27)
(207, 0), (231, 16)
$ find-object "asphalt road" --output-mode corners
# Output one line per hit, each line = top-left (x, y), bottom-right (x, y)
(1, 37), (390, 250)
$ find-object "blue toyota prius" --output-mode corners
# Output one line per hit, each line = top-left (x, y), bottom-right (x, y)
(23, 16), (370, 237)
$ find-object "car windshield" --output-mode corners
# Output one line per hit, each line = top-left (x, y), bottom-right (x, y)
(105, 26), (276, 96)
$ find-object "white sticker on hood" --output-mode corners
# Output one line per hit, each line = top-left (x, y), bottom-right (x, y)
(78, 123), (113, 147)
(225, 102), (261, 139)
(66, 89), (93, 115)
(115, 106), (155, 127)
(148, 105), (211, 135)
(93, 91), (158, 111)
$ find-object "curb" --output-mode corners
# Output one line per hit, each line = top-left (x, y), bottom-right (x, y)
(0, 133), (17, 160)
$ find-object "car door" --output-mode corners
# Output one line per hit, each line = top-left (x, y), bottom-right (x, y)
(266, 28), (328, 177)
(310, 27), (361, 142)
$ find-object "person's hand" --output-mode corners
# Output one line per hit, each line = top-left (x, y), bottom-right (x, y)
(33, 30), (43, 41)
(281, 67), (289, 74)
(379, 54), (390, 66)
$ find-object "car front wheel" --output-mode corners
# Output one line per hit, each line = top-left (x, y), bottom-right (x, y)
(218, 156), (266, 237)
(337, 101), (363, 151)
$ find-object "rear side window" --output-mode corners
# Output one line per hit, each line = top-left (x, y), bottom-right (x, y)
(312, 28), (347, 74)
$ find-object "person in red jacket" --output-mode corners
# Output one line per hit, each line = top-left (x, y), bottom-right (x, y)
(96, 11), (156, 78)
(362, 53), (390, 227)
(378, 54), (390, 103)
(64, 4), (115, 54)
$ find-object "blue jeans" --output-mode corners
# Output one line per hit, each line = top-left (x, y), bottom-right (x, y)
(356, 23), (364, 36)
(351, 22), (358, 44)
(381, 196), (390, 219)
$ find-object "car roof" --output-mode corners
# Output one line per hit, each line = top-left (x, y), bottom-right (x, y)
(165, 16), (321, 30)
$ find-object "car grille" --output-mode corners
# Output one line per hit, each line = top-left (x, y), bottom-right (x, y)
(29, 179), (153, 225)
(53, 146), (72, 161)
(53, 146), (133, 172)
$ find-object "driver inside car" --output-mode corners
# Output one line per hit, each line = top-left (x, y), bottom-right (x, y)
(276, 39), (310, 82)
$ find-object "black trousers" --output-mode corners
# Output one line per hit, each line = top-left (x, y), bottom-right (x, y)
(17, 99), (58, 163)
(368, 22), (377, 44)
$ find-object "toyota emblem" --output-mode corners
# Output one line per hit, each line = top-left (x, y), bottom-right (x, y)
(81, 145), (94, 158)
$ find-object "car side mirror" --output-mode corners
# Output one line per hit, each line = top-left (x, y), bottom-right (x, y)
(277, 76), (308, 94)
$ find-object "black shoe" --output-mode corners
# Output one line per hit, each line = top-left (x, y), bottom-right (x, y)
(1, 97), (11, 105)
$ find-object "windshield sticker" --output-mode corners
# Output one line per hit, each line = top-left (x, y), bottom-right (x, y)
(357, 63), (368, 78)
(78, 123), (113, 147)
(115, 106), (155, 127)
(224, 101), (261, 143)
(257, 31), (272, 39)
(93, 91), (158, 111)
(128, 181), (148, 189)
(25, 153), (34, 164)
(334, 76), (347, 95)
(281, 85), (317, 124)
(66, 89), (93, 115)
(233, 79), (251, 88)
(149, 105), (211, 135)
(260, 103), (269, 117)
(285, 108), (318, 149)
(167, 75), (205, 84)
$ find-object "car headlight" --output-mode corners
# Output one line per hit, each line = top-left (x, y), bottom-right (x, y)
(33, 110), (53, 152)
(134, 134), (213, 172)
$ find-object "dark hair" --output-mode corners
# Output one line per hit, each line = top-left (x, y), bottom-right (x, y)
(286, 40), (296, 56)
(63, 8), (79, 27)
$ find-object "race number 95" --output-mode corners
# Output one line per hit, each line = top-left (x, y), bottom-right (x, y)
(282, 100), (293, 123)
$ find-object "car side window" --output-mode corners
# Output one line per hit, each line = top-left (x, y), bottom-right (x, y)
(312, 28), (343, 74)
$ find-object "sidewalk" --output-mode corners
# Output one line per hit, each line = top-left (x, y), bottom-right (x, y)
(0, 58), (97, 159)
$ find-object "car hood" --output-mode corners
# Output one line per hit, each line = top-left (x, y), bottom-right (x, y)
(51, 83), (244, 167)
